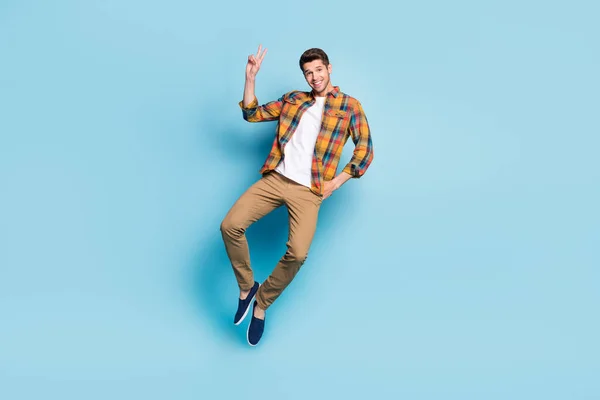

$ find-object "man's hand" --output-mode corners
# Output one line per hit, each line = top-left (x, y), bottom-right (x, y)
(322, 172), (352, 200)
(246, 44), (267, 80)
(322, 180), (340, 200)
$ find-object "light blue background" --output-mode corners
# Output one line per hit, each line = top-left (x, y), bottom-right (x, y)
(1, 0), (598, 399)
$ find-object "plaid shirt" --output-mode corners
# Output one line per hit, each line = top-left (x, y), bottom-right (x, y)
(238, 86), (374, 196)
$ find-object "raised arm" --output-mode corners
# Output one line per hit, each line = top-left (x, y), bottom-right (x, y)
(239, 44), (284, 122)
(243, 45), (266, 107)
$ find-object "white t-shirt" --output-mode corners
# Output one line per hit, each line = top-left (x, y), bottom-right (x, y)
(275, 96), (326, 187)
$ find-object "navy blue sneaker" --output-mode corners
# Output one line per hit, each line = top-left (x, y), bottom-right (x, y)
(234, 282), (259, 325)
(247, 301), (265, 346)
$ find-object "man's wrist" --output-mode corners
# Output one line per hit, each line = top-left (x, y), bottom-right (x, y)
(332, 172), (352, 189)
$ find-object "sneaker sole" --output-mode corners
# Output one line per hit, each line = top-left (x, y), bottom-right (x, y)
(234, 292), (256, 326)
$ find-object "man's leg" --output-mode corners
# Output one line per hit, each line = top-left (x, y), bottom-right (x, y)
(254, 179), (322, 314)
(220, 172), (284, 294)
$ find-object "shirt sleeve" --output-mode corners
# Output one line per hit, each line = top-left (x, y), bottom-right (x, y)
(238, 96), (284, 122)
(342, 100), (374, 177)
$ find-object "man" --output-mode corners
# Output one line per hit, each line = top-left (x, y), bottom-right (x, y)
(220, 45), (374, 346)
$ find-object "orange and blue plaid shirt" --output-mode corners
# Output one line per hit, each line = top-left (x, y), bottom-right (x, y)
(238, 86), (374, 196)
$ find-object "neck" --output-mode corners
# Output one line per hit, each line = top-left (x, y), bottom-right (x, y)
(313, 83), (334, 97)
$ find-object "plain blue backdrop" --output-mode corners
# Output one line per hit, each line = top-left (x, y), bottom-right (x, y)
(1, 0), (599, 399)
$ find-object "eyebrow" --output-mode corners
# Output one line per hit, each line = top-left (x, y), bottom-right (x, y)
(304, 67), (323, 74)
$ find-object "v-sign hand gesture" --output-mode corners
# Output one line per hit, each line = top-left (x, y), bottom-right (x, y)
(246, 44), (268, 80)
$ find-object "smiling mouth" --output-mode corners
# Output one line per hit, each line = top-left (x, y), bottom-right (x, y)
(313, 80), (323, 87)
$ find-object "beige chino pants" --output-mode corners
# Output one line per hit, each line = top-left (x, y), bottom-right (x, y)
(220, 171), (322, 310)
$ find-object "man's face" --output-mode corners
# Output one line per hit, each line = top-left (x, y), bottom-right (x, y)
(302, 59), (332, 95)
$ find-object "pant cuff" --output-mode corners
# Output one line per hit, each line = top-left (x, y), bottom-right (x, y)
(239, 281), (255, 292)
(255, 291), (271, 311)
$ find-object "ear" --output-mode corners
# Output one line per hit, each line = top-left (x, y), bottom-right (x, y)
(327, 64), (332, 74)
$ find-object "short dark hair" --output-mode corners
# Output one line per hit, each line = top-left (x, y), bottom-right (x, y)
(299, 48), (330, 71)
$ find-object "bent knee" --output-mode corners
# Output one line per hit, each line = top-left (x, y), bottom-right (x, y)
(220, 216), (243, 236)
(285, 246), (310, 264)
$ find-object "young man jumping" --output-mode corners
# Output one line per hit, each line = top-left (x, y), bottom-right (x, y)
(220, 45), (374, 346)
